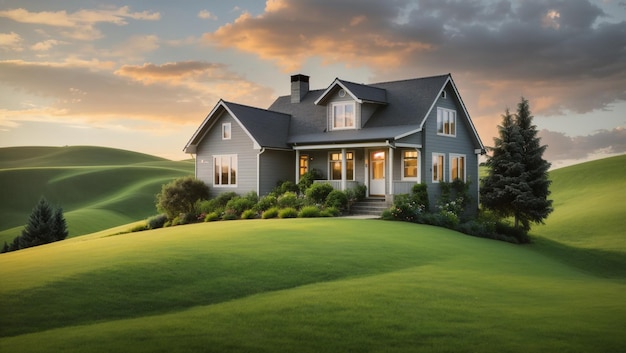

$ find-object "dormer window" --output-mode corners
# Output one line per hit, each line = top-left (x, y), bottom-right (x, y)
(437, 107), (456, 137)
(331, 102), (355, 130)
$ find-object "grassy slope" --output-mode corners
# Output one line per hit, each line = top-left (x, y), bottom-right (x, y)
(0, 146), (193, 243)
(0, 219), (624, 352)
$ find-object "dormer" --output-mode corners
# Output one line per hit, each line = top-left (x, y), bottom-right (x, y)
(314, 78), (387, 131)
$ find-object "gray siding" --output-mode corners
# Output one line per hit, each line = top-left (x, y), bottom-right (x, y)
(259, 149), (295, 195)
(422, 84), (480, 211)
(195, 111), (259, 198)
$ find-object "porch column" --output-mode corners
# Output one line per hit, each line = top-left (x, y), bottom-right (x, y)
(388, 146), (394, 195)
(341, 148), (347, 191)
(295, 149), (300, 184)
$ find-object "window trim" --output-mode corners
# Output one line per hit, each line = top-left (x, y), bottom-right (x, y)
(328, 150), (355, 181)
(330, 101), (356, 130)
(401, 149), (420, 181)
(213, 154), (237, 187)
(437, 107), (456, 137)
(222, 123), (231, 140)
(432, 153), (445, 183)
(449, 153), (466, 182)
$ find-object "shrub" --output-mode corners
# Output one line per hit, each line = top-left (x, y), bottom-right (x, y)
(243, 191), (259, 204)
(262, 207), (279, 219)
(299, 205), (321, 218)
(277, 192), (299, 209)
(278, 207), (299, 218)
(204, 212), (220, 222)
(390, 194), (425, 222)
(306, 183), (334, 204)
(147, 214), (168, 229)
(130, 223), (148, 232)
(222, 209), (239, 220)
(298, 168), (323, 193)
(156, 176), (210, 219)
(381, 209), (394, 220)
(272, 181), (299, 196)
(254, 195), (277, 212)
(325, 190), (348, 209)
(225, 197), (256, 216)
(411, 183), (429, 210)
(321, 206), (341, 217)
(241, 209), (258, 219)
(352, 183), (367, 201)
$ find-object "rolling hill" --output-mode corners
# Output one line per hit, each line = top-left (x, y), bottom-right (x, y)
(0, 146), (193, 244)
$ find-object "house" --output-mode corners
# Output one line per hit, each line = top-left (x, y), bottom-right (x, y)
(184, 73), (485, 211)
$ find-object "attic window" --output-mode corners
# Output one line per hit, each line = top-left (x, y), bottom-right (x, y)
(222, 123), (231, 140)
(331, 102), (355, 130)
(441, 91), (447, 99)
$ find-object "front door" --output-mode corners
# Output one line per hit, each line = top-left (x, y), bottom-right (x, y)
(369, 150), (386, 196)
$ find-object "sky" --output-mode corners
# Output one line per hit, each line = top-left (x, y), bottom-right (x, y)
(0, 0), (625, 168)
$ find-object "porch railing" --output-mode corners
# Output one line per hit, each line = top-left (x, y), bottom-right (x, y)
(313, 180), (361, 190)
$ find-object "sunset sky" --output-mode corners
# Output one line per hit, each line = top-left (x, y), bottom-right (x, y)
(1, 0), (624, 167)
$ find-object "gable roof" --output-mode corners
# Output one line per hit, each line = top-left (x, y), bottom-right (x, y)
(314, 78), (387, 105)
(184, 100), (291, 153)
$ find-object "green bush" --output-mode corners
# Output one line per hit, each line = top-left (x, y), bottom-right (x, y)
(156, 176), (210, 220)
(225, 197), (256, 216)
(381, 209), (394, 220)
(298, 168), (323, 193)
(272, 181), (299, 196)
(278, 192), (299, 209)
(204, 212), (220, 222)
(262, 207), (279, 219)
(241, 209), (258, 219)
(411, 183), (430, 210)
(299, 205), (321, 218)
(254, 195), (277, 212)
(321, 206), (341, 217)
(147, 214), (168, 229)
(243, 191), (259, 204)
(306, 183), (334, 204)
(325, 190), (348, 209)
(130, 223), (148, 233)
(278, 207), (299, 218)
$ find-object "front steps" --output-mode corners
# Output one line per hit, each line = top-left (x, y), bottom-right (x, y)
(350, 198), (388, 216)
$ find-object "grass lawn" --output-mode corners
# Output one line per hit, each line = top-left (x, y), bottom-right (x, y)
(1, 219), (625, 352)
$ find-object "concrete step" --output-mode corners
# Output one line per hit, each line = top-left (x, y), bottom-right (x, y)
(350, 199), (388, 216)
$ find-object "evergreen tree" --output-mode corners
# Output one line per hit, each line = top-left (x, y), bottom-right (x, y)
(51, 206), (69, 241)
(481, 98), (553, 235)
(1, 241), (8, 253)
(513, 97), (553, 230)
(20, 197), (55, 249)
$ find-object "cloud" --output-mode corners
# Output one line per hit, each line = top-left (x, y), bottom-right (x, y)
(0, 6), (160, 40)
(0, 60), (275, 130)
(30, 39), (64, 51)
(198, 10), (217, 20)
(539, 127), (626, 162)
(204, 0), (626, 118)
(0, 32), (23, 51)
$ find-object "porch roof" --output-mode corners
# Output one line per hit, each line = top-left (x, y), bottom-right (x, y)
(288, 124), (420, 145)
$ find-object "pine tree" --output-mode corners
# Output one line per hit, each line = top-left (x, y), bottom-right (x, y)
(481, 98), (553, 235)
(18, 197), (69, 250)
(51, 206), (69, 241)
(513, 97), (553, 230)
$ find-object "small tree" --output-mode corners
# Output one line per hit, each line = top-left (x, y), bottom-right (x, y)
(16, 197), (68, 250)
(156, 176), (210, 219)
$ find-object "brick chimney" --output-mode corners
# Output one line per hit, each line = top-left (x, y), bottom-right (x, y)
(290, 74), (309, 103)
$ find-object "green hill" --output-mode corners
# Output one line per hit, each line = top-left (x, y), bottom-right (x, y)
(0, 219), (624, 352)
(0, 146), (193, 243)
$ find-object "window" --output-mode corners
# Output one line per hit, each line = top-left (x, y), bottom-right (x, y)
(437, 108), (456, 136)
(402, 150), (419, 180)
(432, 153), (445, 183)
(329, 151), (354, 180)
(299, 154), (309, 177)
(450, 154), (466, 182)
(222, 123), (231, 140)
(214, 155), (237, 186)
(441, 91), (447, 99)
(331, 102), (355, 130)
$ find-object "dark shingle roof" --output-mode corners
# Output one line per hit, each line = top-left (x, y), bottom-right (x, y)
(223, 101), (291, 149)
(335, 79), (387, 104)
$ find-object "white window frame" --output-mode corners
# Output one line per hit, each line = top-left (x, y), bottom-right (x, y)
(437, 107), (456, 137)
(449, 154), (466, 182)
(213, 154), (237, 187)
(432, 153), (445, 183)
(222, 123), (231, 140)
(401, 149), (420, 181)
(331, 102), (356, 130)
(328, 151), (355, 181)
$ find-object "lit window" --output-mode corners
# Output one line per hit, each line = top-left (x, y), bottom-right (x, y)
(332, 102), (355, 130)
(437, 108), (456, 136)
(432, 153), (445, 183)
(329, 151), (354, 180)
(403, 150), (419, 180)
(450, 154), (466, 182)
(299, 154), (309, 177)
(222, 123), (231, 140)
(214, 155), (237, 186)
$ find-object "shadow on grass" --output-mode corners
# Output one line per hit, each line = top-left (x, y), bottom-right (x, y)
(529, 235), (626, 279)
